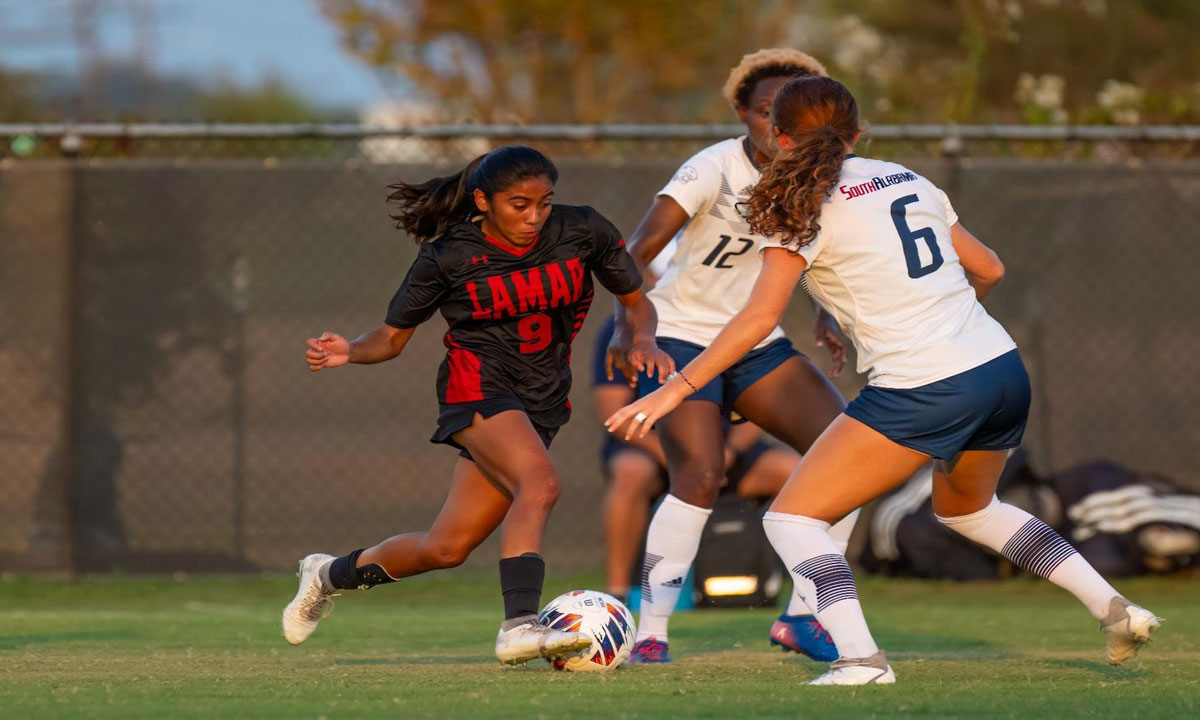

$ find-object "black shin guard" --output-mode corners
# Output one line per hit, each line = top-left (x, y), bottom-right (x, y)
(328, 549), (397, 590)
(498, 552), (545, 620)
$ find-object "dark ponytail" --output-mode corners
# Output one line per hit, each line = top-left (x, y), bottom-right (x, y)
(387, 146), (559, 245)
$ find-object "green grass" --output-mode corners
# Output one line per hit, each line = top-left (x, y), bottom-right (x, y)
(0, 573), (1196, 719)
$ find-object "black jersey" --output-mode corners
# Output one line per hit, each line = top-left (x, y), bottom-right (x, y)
(385, 205), (643, 429)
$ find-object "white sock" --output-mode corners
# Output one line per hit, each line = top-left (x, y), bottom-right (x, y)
(763, 511), (879, 659)
(636, 494), (712, 643)
(827, 508), (861, 554)
(937, 496), (1119, 619)
(784, 508), (861, 616)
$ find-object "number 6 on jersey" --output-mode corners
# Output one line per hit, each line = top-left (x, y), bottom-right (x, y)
(891, 194), (943, 279)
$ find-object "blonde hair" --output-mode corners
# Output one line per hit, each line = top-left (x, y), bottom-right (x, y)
(722, 49), (828, 110)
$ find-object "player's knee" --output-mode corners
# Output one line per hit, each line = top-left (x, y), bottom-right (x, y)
(518, 468), (561, 510)
(419, 538), (472, 569)
(671, 460), (723, 507)
(608, 454), (659, 499)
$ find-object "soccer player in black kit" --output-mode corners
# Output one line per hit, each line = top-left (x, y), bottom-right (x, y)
(281, 146), (673, 665)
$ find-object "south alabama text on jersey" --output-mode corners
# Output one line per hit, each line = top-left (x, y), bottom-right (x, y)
(763, 155), (1015, 389)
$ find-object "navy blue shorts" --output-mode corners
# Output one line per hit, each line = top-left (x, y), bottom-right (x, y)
(844, 349), (1030, 460)
(637, 336), (801, 413)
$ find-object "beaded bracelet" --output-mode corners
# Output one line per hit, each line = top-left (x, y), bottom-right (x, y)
(669, 370), (699, 394)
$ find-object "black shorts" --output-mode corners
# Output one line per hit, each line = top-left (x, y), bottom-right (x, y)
(432, 396), (560, 461)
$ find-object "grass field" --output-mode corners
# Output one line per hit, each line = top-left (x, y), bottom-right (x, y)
(0, 573), (1196, 719)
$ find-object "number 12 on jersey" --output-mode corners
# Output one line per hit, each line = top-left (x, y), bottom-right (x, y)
(890, 194), (943, 279)
(702, 235), (755, 269)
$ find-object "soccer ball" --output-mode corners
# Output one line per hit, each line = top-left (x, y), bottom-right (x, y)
(538, 590), (636, 672)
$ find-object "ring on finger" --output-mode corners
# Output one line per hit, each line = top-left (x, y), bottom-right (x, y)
(634, 412), (648, 423)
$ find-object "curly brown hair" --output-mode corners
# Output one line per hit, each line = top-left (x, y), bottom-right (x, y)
(741, 76), (859, 249)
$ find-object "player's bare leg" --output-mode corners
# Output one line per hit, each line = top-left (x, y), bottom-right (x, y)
(282, 457), (510, 645)
(763, 415), (928, 684)
(630, 400), (724, 663)
(602, 450), (660, 599)
(733, 357), (861, 661)
(454, 410), (592, 664)
(933, 450), (1161, 665)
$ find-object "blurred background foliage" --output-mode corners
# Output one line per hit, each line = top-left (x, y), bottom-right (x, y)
(317, 0), (1200, 125)
(1, 0), (1198, 125)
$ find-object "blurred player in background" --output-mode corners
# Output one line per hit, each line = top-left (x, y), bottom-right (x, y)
(609, 76), (1160, 685)
(282, 145), (672, 666)
(594, 301), (802, 602)
(611, 48), (882, 664)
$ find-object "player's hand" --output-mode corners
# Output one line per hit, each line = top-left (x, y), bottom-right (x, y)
(604, 382), (688, 440)
(305, 332), (350, 371)
(813, 309), (848, 379)
(605, 322), (636, 385)
(629, 337), (675, 385)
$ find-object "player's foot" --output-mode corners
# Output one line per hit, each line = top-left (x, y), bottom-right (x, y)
(494, 616), (592, 665)
(1102, 597), (1161, 665)
(770, 613), (839, 662)
(281, 553), (336, 646)
(807, 651), (895, 686)
(627, 637), (670, 664)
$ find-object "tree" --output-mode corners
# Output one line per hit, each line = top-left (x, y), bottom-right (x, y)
(319, 0), (805, 123)
(322, 0), (1200, 125)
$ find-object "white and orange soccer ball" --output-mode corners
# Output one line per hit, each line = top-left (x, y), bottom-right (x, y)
(538, 590), (636, 672)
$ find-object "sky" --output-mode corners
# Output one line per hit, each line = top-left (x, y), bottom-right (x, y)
(0, 0), (392, 111)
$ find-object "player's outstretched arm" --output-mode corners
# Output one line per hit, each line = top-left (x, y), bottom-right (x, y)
(950, 222), (1005, 300)
(304, 324), (415, 371)
(606, 248), (806, 439)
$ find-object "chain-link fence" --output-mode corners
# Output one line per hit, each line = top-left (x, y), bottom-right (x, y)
(1, 124), (1197, 574)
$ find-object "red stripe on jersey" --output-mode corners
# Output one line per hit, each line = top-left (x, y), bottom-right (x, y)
(443, 334), (484, 403)
(484, 233), (538, 257)
(569, 290), (595, 343)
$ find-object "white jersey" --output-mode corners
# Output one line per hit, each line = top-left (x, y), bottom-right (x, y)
(648, 137), (785, 349)
(762, 155), (1015, 389)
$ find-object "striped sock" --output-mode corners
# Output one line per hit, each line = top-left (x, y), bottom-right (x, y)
(785, 508), (861, 616)
(937, 496), (1119, 619)
(763, 511), (880, 659)
(635, 494), (712, 643)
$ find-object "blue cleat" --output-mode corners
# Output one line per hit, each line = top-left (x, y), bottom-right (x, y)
(628, 637), (671, 664)
(769, 613), (839, 662)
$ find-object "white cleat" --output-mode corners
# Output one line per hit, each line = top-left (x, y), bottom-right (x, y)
(1102, 597), (1161, 666)
(494, 616), (592, 665)
(807, 651), (896, 686)
(282, 553), (336, 646)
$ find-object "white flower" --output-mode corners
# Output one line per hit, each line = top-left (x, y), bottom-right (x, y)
(832, 15), (884, 71)
(1015, 73), (1065, 109)
(1097, 79), (1145, 110)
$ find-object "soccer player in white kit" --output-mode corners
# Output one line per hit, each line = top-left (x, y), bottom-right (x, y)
(610, 49), (878, 664)
(607, 76), (1160, 685)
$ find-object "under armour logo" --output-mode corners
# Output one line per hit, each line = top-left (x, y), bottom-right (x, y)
(661, 577), (684, 588)
(471, 254), (489, 264)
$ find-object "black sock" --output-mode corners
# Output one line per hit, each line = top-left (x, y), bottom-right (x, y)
(328, 549), (397, 590)
(498, 552), (545, 621)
